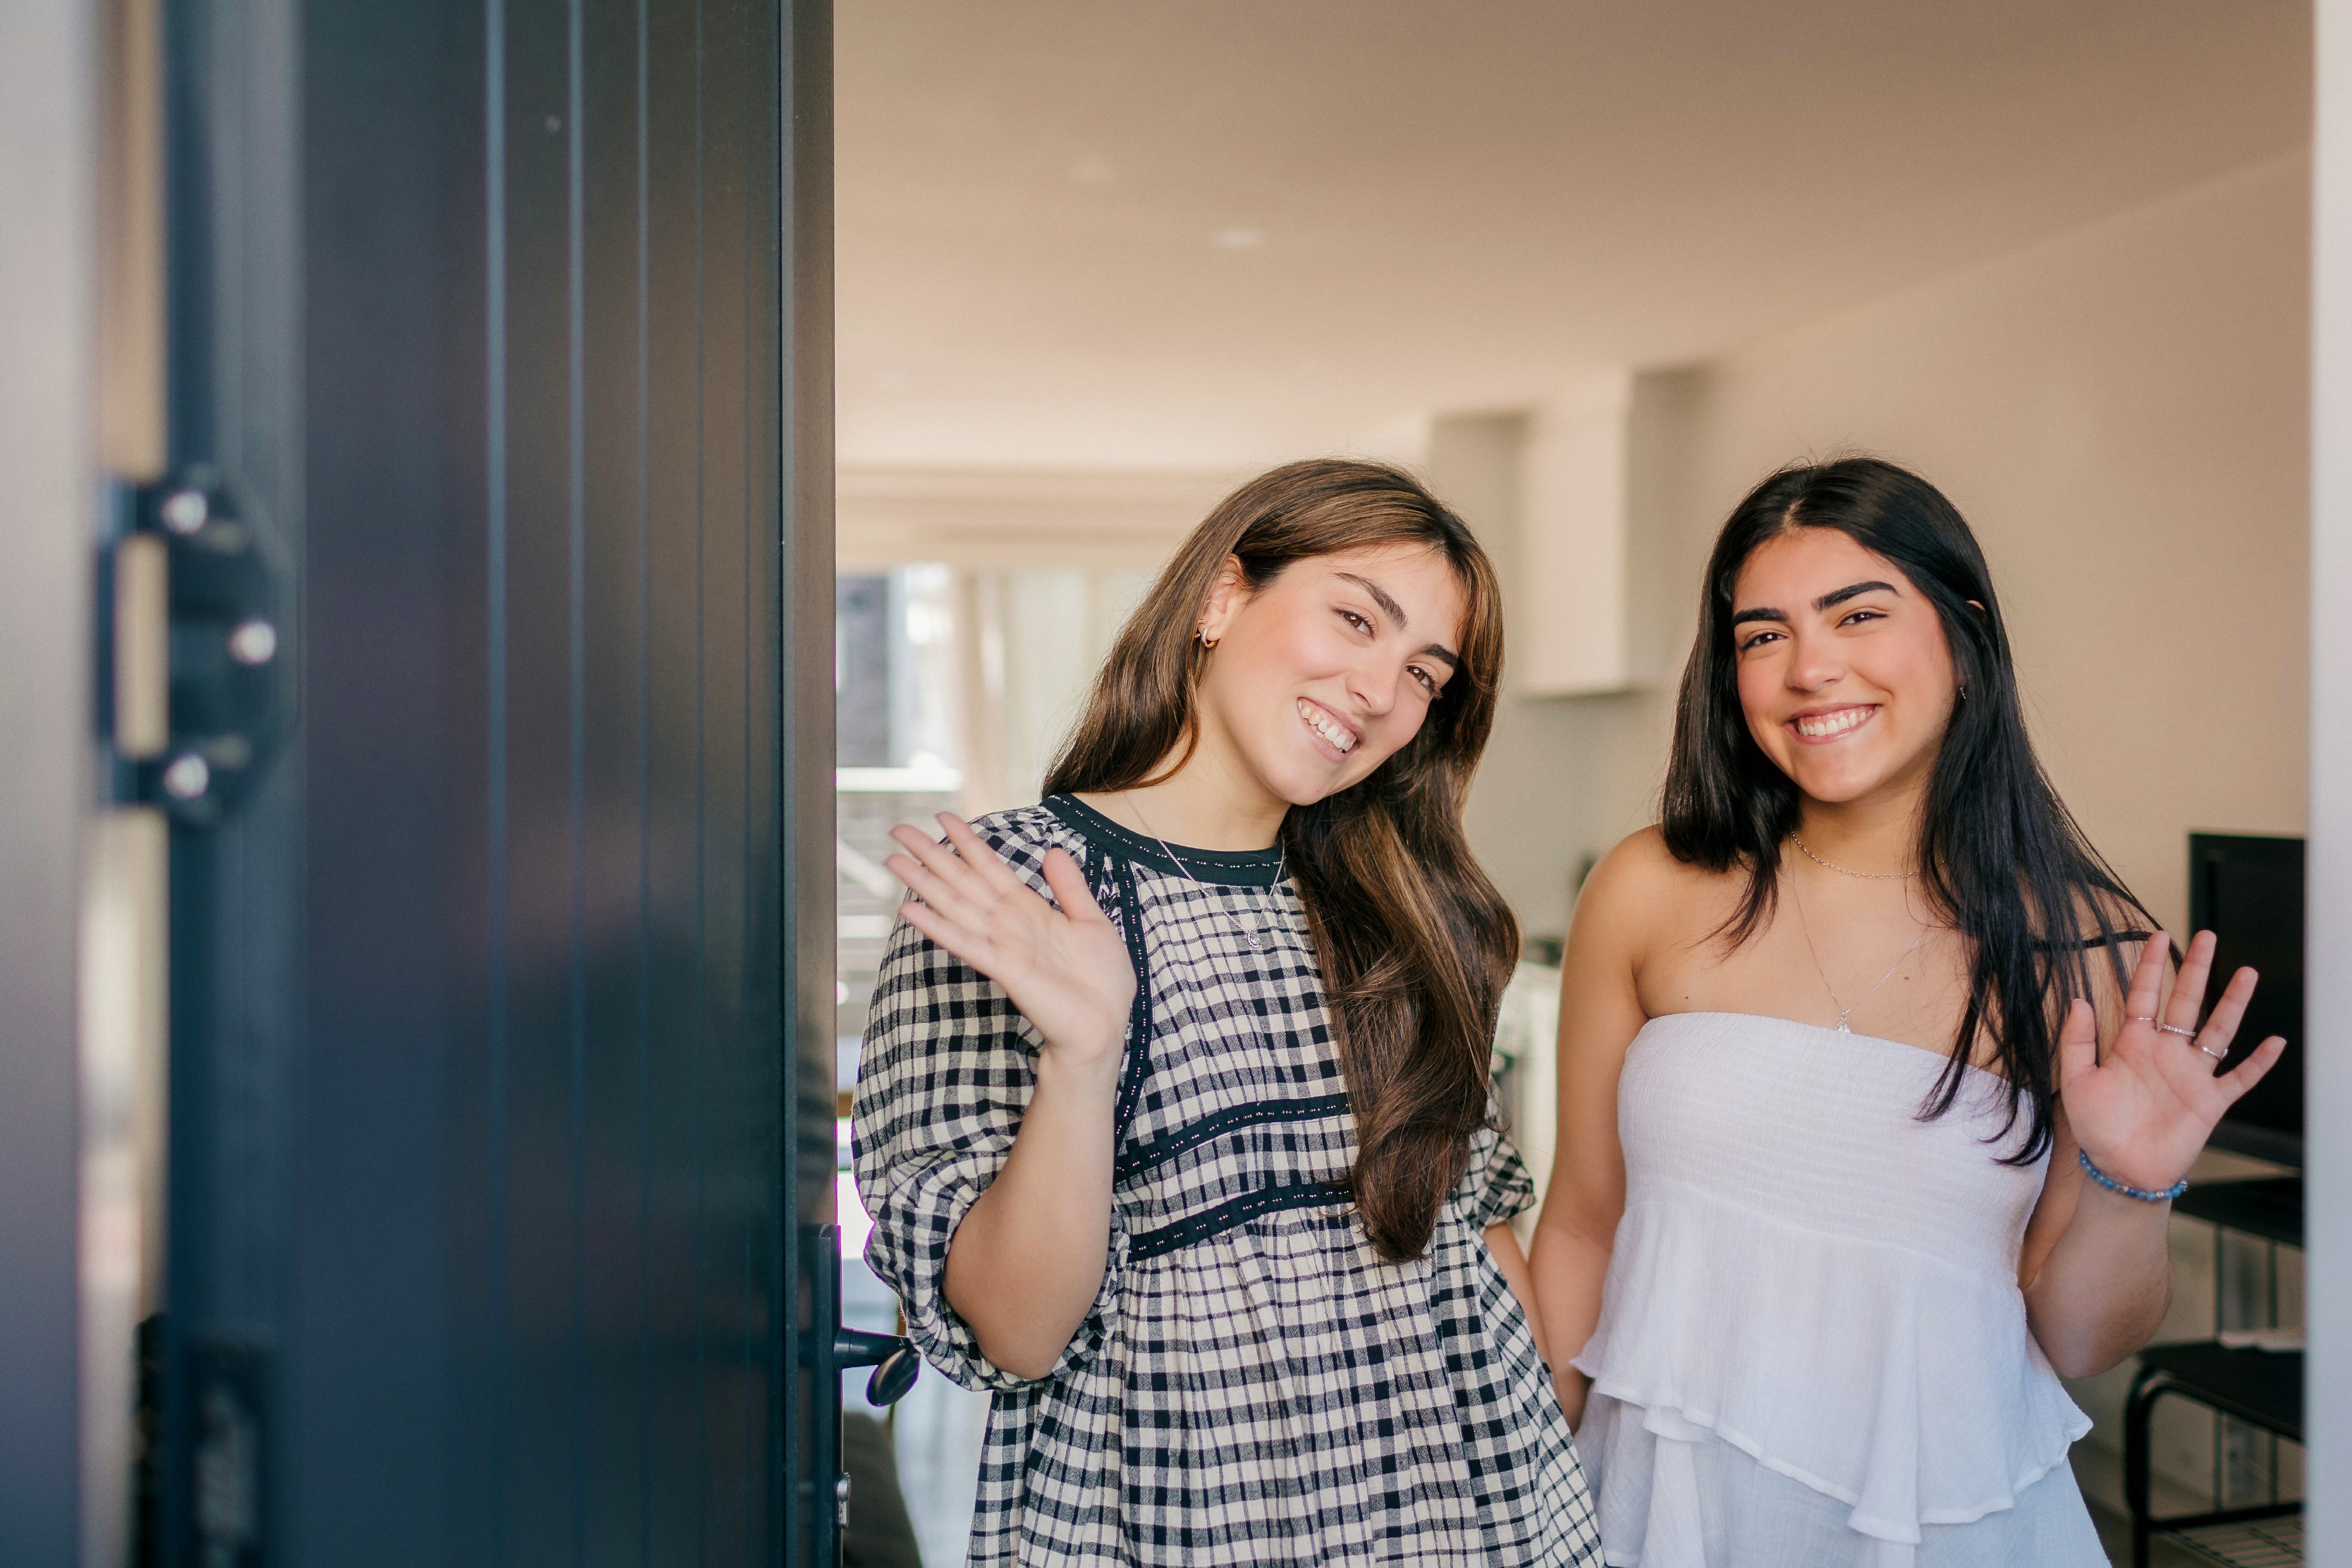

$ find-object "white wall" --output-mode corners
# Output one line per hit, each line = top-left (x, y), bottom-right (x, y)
(1436, 413), (1577, 938)
(1442, 370), (1724, 940)
(1489, 151), (2312, 939)
(0, 0), (93, 1559)
(2308, 0), (2352, 1541)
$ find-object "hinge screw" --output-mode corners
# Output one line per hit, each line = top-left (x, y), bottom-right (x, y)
(162, 754), (211, 800)
(159, 489), (210, 534)
(227, 619), (279, 665)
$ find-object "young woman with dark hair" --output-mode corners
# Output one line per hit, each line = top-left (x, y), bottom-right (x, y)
(1528, 456), (2285, 1565)
(854, 459), (1600, 1566)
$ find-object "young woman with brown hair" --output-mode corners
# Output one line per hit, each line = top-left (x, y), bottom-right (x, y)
(853, 459), (1599, 1566)
(1529, 457), (2285, 1565)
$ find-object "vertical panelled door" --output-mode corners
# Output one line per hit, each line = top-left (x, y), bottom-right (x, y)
(152, 0), (849, 1563)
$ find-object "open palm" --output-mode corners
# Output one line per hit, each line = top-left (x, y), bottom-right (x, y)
(2058, 930), (2286, 1194)
(885, 812), (1137, 1068)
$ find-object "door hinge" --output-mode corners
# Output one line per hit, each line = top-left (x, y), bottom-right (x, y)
(101, 469), (288, 824)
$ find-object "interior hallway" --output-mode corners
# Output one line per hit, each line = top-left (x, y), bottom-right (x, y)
(835, 4), (2316, 1561)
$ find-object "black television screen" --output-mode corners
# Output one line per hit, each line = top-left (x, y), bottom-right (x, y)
(2188, 833), (2304, 1169)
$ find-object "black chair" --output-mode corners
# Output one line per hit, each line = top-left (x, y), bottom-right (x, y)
(2124, 1341), (2302, 1568)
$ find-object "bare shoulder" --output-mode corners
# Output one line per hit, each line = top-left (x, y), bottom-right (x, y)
(1577, 827), (1691, 912)
(1550, 831), (1738, 1174)
(1573, 828), (1737, 946)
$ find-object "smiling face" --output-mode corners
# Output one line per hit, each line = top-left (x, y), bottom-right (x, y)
(1191, 544), (1468, 809)
(1729, 526), (1961, 808)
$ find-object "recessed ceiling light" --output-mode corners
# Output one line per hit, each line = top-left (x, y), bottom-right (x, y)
(1214, 227), (1266, 249)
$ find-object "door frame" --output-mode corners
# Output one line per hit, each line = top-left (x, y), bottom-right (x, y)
(2307, 0), (2352, 1551)
(0, 0), (98, 1557)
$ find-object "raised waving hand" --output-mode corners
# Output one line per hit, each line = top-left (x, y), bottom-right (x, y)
(2058, 930), (2287, 1193)
(885, 813), (1136, 1068)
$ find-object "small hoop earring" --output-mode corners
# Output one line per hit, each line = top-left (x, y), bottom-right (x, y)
(1958, 683), (1968, 701)
(1195, 628), (1218, 649)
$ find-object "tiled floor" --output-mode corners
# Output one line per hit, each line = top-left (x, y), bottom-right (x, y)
(2088, 1497), (2234, 1567)
(2075, 1440), (2302, 1568)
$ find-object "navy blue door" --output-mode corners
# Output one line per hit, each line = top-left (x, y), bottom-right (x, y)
(156, 0), (837, 1561)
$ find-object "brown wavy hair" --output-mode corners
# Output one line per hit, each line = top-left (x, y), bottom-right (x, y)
(1042, 459), (1516, 1260)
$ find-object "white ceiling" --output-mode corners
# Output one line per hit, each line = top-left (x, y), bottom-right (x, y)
(837, 0), (2309, 472)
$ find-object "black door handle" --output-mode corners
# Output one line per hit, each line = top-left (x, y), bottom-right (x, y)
(833, 1327), (920, 1406)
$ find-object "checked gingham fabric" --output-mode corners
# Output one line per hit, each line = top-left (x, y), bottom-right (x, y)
(852, 796), (1600, 1566)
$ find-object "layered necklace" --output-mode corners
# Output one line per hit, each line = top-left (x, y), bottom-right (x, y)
(1787, 836), (1926, 1035)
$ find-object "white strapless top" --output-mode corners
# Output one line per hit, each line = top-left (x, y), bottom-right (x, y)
(1571, 1011), (2091, 1547)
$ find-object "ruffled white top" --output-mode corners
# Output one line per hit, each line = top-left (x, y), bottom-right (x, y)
(1570, 1012), (2106, 1568)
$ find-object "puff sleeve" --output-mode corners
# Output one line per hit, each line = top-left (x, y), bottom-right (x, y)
(848, 821), (1129, 1392)
(1460, 1110), (1539, 1230)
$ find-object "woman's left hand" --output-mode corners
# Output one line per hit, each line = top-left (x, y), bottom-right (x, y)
(2056, 930), (2287, 1193)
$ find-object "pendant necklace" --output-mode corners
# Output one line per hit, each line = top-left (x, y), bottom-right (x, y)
(1127, 792), (1287, 950)
(1788, 865), (1928, 1035)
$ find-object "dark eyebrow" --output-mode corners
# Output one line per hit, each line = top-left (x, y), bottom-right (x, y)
(1732, 580), (1901, 627)
(1335, 571), (1461, 674)
(1336, 572), (1409, 629)
(1814, 580), (1899, 612)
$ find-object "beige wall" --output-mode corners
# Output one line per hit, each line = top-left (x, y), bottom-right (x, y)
(1437, 413), (1587, 940)
(1471, 150), (2313, 940)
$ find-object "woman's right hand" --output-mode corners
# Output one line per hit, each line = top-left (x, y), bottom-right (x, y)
(886, 813), (1137, 1067)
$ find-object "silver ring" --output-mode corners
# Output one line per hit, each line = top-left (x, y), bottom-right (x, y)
(2199, 1045), (2226, 1063)
(2127, 1014), (2157, 1024)
(2156, 1022), (2196, 1038)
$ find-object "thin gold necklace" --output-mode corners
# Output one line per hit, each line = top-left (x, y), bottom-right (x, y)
(1790, 834), (1917, 881)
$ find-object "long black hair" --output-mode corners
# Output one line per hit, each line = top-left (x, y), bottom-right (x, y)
(1661, 456), (2156, 1161)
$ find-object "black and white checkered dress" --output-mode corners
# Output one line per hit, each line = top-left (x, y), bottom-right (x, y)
(854, 795), (1600, 1566)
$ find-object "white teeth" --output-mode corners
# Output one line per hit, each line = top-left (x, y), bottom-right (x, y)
(1795, 707), (1872, 738)
(1298, 699), (1357, 754)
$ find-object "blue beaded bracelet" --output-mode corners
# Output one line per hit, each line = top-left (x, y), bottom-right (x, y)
(2078, 1148), (2188, 1203)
